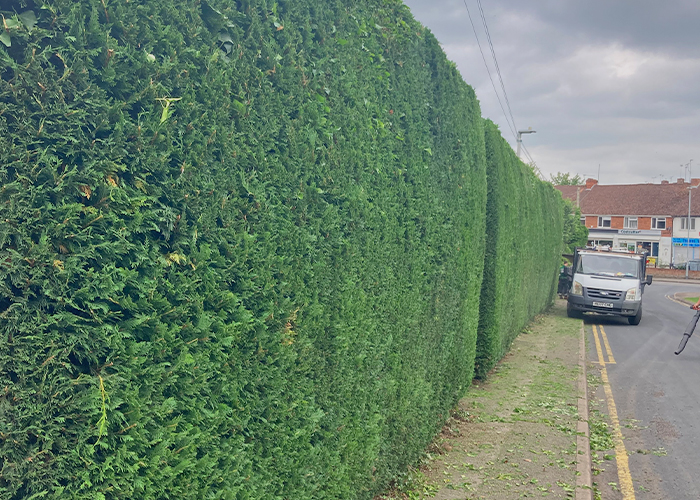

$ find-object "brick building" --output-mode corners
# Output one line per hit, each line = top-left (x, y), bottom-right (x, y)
(556, 178), (700, 268)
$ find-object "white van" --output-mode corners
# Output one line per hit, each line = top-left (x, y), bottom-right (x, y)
(566, 248), (653, 325)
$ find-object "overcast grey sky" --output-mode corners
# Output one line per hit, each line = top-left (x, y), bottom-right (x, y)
(401, 0), (700, 185)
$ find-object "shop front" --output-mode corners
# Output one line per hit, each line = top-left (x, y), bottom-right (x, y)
(587, 229), (666, 265)
(671, 237), (700, 268)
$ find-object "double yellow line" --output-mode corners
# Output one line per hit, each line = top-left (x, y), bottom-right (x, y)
(591, 324), (635, 500)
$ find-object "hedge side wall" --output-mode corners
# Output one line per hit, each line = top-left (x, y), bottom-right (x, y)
(0, 1), (488, 499)
(475, 120), (564, 379)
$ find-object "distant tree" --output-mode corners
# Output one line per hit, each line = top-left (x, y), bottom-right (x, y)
(562, 198), (588, 254)
(550, 172), (583, 185)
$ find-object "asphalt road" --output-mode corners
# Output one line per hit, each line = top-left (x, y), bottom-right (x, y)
(585, 280), (700, 500)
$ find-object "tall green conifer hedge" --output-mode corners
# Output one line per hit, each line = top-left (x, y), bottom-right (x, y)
(1, 1), (563, 498)
(475, 120), (563, 378)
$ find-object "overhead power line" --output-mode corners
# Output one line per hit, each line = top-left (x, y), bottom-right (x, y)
(520, 144), (545, 179)
(461, 0), (516, 140)
(461, 0), (541, 177)
(476, 0), (518, 135)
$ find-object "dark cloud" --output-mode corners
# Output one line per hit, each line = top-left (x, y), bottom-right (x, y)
(402, 0), (700, 183)
(536, 0), (700, 56)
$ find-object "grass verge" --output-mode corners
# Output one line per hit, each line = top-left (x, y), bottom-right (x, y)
(376, 299), (582, 500)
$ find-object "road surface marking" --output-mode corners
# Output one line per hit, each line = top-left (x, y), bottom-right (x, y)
(666, 293), (692, 307)
(591, 324), (635, 500)
(591, 324), (615, 365)
(592, 324), (605, 365)
(598, 325), (616, 364)
(600, 364), (636, 499)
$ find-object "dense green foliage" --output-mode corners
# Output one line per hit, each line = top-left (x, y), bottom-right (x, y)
(562, 198), (589, 255)
(475, 120), (564, 379)
(550, 171), (583, 186)
(1, 1), (563, 499)
(0, 0), (489, 498)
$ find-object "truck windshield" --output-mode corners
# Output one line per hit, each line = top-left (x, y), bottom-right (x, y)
(576, 254), (640, 278)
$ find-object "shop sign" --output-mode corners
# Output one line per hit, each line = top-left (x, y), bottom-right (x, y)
(672, 237), (700, 247)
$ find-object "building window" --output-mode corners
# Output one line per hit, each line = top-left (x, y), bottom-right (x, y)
(624, 217), (638, 229)
(651, 217), (666, 230)
(598, 216), (611, 228)
(589, 239), (613, 248)
(620, 241), (636, 252)
(680, 218), (696, 230)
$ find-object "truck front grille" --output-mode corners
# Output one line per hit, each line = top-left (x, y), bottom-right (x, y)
(587, 288), (623, 300)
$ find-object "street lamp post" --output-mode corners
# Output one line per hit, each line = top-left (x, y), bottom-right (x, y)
(516, 128), (536, 158)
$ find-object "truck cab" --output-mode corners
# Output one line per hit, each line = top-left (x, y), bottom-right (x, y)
(566, 247), (653, 325)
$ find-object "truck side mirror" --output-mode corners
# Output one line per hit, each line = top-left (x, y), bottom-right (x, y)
(646, 275), (653, 285)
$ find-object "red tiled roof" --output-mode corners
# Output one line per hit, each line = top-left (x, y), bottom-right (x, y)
(555, 181), (700, 217)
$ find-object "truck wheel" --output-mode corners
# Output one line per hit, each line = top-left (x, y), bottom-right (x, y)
(567, 303), (580, 319)
(628, 306), (642, 325)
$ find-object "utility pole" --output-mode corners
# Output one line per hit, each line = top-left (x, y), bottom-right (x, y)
(687, 159), (695, 279)
(516, 128), (536, 158)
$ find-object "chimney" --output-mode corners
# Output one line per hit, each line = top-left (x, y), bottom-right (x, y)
(692, 178), (700, 186)
(661, 180), (670, 184)
(678, 178), (686, 184)
(585, 178), (598, 189)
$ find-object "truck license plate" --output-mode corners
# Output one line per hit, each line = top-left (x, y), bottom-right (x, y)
(592, 301), (614, 308)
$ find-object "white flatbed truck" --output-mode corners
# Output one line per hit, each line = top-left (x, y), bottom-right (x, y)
(566, 247), (653, 325)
